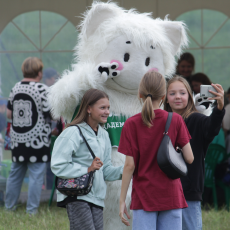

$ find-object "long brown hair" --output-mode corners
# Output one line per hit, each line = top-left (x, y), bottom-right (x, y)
(139, 71), (166, 128)
(65, 88), (109, 128)
(164, 76), (197, 119)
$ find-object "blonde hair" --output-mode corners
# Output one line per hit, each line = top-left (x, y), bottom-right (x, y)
(164, 76), (197, 119)
(65, 89), (109, 129)
(139, 71), (166, 128)
(21, 57), (43, 79)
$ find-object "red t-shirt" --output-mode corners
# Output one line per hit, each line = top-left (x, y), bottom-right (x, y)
(118, 110), (191, 211)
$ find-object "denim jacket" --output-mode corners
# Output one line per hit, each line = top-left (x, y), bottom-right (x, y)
(51, 122), (123, 207)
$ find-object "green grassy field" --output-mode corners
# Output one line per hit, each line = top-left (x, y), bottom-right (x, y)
(202, 208), (230, 230)
(0, 203), (68, 230)
(0, 203), (230, 230)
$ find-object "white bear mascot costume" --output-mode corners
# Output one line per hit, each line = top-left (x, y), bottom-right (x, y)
(49, 1), (188, 229)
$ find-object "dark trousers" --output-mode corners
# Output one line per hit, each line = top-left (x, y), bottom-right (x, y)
(66, 200), (103, 230)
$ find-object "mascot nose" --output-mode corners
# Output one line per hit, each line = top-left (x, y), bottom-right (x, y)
(110, 60), (123, 70)
(148, 68), (159, 72)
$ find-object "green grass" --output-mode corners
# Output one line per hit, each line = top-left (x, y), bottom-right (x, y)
(0, 203), (230, 230)
(203, 208), (230, 230)
(0, 203), (69, 230)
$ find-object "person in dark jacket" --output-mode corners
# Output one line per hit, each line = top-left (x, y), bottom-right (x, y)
(164, 76), (225, 230)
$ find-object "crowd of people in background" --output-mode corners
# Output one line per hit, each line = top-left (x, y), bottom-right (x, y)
(0, 53), (229, 230)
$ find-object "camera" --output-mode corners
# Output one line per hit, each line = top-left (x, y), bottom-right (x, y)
(200, 85), (217, 98)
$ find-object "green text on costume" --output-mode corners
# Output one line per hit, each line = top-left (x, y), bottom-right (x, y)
(104, 115), (126, 147)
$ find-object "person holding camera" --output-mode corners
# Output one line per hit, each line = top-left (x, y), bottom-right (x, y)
(164, 76), (225, 230)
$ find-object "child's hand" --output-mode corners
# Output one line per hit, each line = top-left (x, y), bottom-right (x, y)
(208, 83), (224, 111)
(88, 157), (103, 172)
(119, 201), (131, 226)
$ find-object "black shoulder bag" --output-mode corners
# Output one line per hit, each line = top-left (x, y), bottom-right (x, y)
(157, 112), (188, 179)
(55, 125), (96, 196)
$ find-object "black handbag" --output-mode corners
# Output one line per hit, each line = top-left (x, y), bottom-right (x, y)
(157, 112), (188, 179)
(55, 125), (96, 197)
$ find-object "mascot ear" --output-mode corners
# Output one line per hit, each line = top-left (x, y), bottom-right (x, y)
(160, 21), (188, 56)
(81, 3), (121, 38)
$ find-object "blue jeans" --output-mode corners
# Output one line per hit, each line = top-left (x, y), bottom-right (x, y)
(133, 209), (182, 230)
(5, 162), (46, 214)
(182, 201), (202, 230)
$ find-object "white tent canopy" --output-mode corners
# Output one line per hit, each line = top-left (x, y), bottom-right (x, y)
(0, 0), (229, 33)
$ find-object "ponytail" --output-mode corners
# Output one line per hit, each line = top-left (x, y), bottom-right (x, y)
(139, 71), (166, 128)
(141, 96), (155, 128)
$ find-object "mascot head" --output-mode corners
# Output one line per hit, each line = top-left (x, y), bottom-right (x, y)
(76, 1), (188, 94)
(49, 1), (189, 120)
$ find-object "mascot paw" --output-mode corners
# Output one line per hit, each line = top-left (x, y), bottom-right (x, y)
(194, 93), (214, 115)
(97, 62), (120, 82)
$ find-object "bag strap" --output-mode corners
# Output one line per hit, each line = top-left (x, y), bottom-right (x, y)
(164, 112), (173, 134)
(75, 125), (96, 159)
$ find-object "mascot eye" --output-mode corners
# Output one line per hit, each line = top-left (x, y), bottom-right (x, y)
(124, 53), (130, 62)
(150, 45), (155, 49)
(145, 57), (150, 66)
(198, 98), (202, 102)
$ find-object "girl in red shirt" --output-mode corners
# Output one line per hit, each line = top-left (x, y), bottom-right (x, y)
(118, 71), (194, 230)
